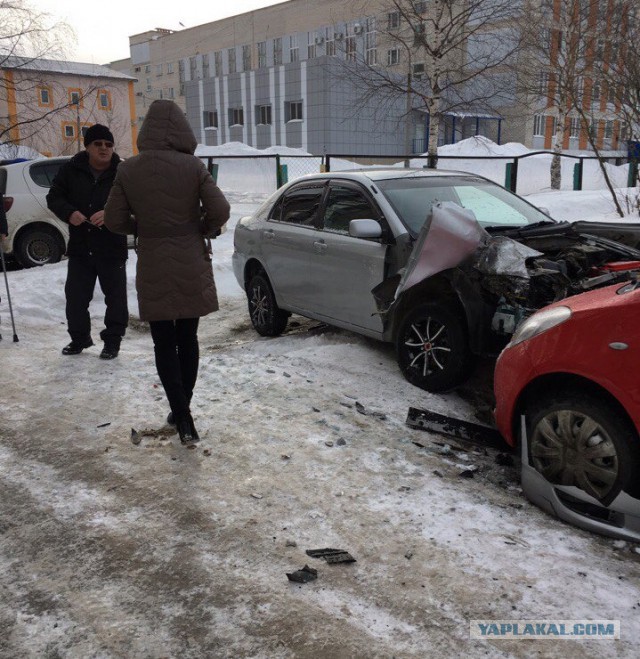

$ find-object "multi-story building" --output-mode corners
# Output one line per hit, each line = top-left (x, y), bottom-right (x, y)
(119, 0), (625, 156)
(0, 57), (137, 158)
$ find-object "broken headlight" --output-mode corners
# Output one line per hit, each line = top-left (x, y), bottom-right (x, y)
(507, 305), (572, 348)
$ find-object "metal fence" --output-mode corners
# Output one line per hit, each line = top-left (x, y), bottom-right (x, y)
(200, 152), (638, 196)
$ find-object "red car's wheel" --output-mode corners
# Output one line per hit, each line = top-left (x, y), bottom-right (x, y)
(527, 392), (640, 505)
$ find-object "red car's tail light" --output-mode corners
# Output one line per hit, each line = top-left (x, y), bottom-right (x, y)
(3, 196), (13, 212)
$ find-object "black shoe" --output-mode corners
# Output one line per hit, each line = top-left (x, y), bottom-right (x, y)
(176, 413), (199, 445)
(62, 338), (94, 355)
(100, 344), (119, 360)
(167, 412), (175, 426)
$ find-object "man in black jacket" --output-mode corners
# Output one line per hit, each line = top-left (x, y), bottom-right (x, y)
(47, 124), (128, 359)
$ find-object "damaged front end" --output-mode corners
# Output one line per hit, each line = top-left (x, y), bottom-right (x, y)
(376, 202), (640, 352)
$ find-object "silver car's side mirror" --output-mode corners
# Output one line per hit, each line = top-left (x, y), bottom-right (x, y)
(349, 219), (382, 239)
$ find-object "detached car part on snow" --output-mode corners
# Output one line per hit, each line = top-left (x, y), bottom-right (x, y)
(233, 170), (640, 393)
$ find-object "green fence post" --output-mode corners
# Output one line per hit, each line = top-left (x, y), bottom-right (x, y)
(279, 164), (288, 186)
(209, 163), (219, 185)
(573, 159), (583, 191)
(628, 159), (639, 188)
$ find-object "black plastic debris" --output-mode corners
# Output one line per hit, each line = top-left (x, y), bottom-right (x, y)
(406, 407), (507, 449)
(97, 422), (111, 428)
(355, 401), (387, 421)
(286, 564), (318, 583)
(306, 548), (356, 564)
(495, 452), (515, 466)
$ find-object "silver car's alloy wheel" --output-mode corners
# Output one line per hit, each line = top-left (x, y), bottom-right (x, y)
(404, 317), (451, 377)
(249, 284), (268, 327)
(246, 272), (288, 337)
(530, 409), (619, 501)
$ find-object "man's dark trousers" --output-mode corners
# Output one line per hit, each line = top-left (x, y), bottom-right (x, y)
(65, 255), (128, 346)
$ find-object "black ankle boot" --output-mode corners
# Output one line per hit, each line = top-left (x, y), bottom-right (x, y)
(176, 413), (199, 445)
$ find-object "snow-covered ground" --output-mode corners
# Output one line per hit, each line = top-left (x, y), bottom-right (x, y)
(1, 142), (639, 657)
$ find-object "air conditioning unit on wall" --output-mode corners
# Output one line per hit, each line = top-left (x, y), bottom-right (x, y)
(353, 24), (363, 34)
(315, 35), (324, 44)
(334, 31), (344, 40)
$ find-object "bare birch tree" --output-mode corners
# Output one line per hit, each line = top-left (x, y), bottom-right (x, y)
(0, 0), (77, 148)
(341, 0), (522, 165)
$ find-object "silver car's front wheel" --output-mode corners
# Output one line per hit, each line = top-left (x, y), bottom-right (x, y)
(247, 272), (288, 337)
(528, 393), (640, 504)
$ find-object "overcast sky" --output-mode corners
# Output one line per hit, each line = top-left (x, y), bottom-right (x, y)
(31, 0), (285, 64)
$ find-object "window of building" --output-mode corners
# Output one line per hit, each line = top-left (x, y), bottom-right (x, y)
(229, 107), (244, 126)
(388, 11), (400, 29)
(345, 29), (356, 61)
(242, 45), (251, 72)
(168, 87), (175, 99)
(387, 48), (400, 66)
(203, 110), (218, 129)
(607, 81), (616, 104)
(533, 114), (546, 137)
(414, 0), (427, 13)
(289, 34), (299, 63)
(365, 18), (377, 65)
(156, 64), (163, 76)
(38, 86), (52, 107)
(273, 37), (283, 65)
(538, 72), (550, 96)
(179, 60), (185, 82)
(202, 54), (210, 78)
(190, 56), (197, 79)
(62, 122), (76, 140)
(604, 120), (614, 139)
(570, 117), (580, 138)
(214, 51), (222, 76)
(146, 77), (152, 91)
(68, 89), (82, 107)
(576, 76), (585, 103)
(98, 90), (111, 110)
(285, 100), (303, 122)
(307, 33), (316, 59)
(258, 41), (267, 68)
(145, 64), (151, 73)
(413, 62), (425, 79)
(596, 39), (605, 59)
(325, 28), (335, 56)
(256, 104), (272, 125)
(592, 80), (601, 103)
(167, 62), (174, 74)
(228, 48), (237, 74)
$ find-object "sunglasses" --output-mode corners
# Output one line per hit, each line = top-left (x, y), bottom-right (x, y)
(91, 140), (114, 148)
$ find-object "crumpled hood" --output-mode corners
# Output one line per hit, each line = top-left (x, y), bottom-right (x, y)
(137, 99), (197, 154)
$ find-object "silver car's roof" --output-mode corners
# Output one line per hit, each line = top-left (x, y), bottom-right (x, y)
(291, 168), (480, 184)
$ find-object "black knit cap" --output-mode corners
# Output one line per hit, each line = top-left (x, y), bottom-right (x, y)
(84, 124), (114, 147)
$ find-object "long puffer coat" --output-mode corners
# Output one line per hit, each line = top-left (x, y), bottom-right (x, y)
(104, 100), (230, 322)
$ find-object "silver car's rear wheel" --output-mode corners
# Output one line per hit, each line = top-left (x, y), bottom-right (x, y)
(527, 392), (640, 504)
(247, 272), (288, 337)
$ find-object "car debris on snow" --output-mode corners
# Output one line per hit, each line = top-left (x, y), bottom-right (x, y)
(306, 548), (356, 564)
(286, 565), (318, 583)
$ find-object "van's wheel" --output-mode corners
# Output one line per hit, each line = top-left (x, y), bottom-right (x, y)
(396, 303), (472, 392)
(247, 272), (288, 336)
(15, 227), (63, 267)
(526, 392), (640, 505)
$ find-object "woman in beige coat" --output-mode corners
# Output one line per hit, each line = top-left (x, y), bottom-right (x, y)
(104, 100), (230, 444)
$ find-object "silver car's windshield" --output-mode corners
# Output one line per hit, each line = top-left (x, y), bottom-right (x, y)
(376, 176), (552, 235)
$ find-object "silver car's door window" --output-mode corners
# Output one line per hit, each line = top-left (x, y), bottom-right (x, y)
(322, 186), (377, 234)
(276, 186), (324, 227)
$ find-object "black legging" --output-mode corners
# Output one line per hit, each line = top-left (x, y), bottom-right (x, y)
(149, 318), (200, 417)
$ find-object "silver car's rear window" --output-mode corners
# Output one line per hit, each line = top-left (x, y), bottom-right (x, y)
(376, 176), (551, 234)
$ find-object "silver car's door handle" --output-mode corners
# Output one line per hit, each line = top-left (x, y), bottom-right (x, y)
(313, 240), (327, 253)
(264, 229), (275, 240)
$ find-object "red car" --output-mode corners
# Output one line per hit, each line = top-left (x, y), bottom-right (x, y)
(494, 277), (640, 541)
